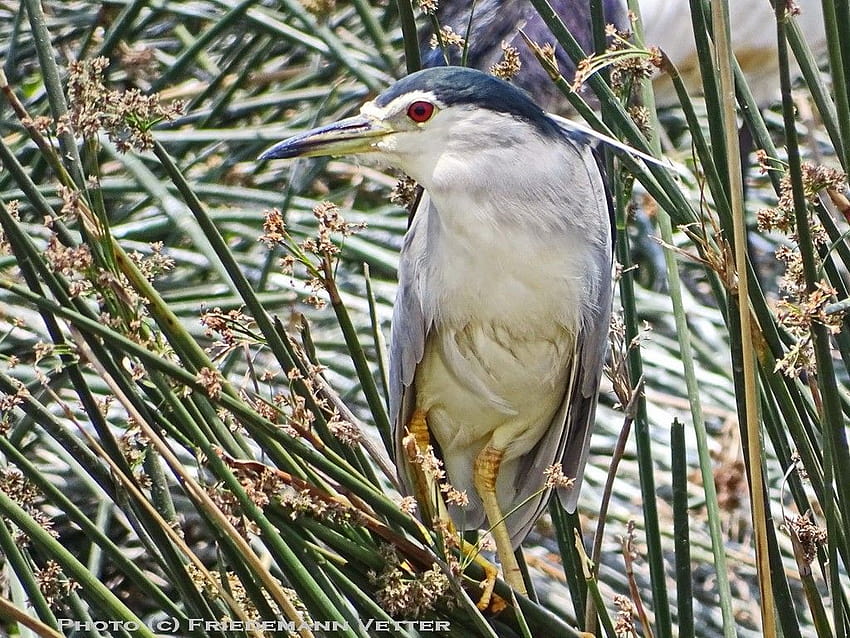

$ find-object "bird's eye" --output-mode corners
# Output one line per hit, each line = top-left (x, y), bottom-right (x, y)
(407, 100), (435, 123)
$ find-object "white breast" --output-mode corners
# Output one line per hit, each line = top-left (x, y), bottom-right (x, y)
(423, 199), (591, 334)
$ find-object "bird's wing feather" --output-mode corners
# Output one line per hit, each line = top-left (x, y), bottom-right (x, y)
(389, 192), (431, 471)
(556, 144), (615, 512)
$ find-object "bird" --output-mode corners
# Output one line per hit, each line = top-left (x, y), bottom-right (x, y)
(260, 66), (614, 599)
(639, 0), (827, 109)
(421, 0), (629, 113)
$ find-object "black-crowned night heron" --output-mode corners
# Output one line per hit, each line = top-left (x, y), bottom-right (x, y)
(260, 66), (613, 598)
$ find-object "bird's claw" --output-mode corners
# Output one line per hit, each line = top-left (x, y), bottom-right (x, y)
(475, 564), (497, 611)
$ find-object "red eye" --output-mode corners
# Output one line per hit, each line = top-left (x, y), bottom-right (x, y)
(407, 100), (435, 123)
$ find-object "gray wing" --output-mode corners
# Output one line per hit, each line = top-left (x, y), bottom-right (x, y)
(389, 192), (431, 474)
(557, 142), (614, 512)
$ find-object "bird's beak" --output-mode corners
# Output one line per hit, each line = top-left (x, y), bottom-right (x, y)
(258, 114), (390, 160)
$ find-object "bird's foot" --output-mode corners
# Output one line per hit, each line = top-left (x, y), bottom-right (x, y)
(475, 560), (498, 611)
(407, 409), (430, 452)
(474, 445), (528, 596)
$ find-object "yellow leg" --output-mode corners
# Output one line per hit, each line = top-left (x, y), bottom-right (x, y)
(474, 445), (527, 596)
(408, 409), (430, 452)
(403, 411), (501, 610)
(402, 409), (440, 525)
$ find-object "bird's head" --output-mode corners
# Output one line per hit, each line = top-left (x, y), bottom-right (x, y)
(259, 66), (564, 186)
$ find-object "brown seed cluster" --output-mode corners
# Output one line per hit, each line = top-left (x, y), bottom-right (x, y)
(35, 560), (80, 608)
(311, 201), (366, 256)
(299, 0), (336, 17)
(571, 22), (661, 97)
(207, 485), (259, 537)
(390, 175), (419, 209)
(785, 512), (827, 565)
(261, 202), (366, 310)
(206, 463), (292, 538)
(757, 163), (847, 377)
(489, 43), (522, 81)
(368, 546), (452, 618)
(0, 467), (57, 547)
(418, 0), (439, 15)
(279, 485), (352, 524)
(200, 307), (256, 360)
(609, 44), (661, 95)
(0, 381), (27, 434)
(613, 593), (638, 637)
(404, 433), (469, 510)
(429, 26), (465, 52)
(326, 410), (361, 445)
(128, 242), (174, 282)
(196, 366), (224, 400)
(543, 463), (575, 490)
(0, 200), (19, 255)
(66, 56), (184, 152)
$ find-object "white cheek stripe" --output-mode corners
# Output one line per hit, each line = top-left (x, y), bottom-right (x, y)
(361, 90), (445, 120)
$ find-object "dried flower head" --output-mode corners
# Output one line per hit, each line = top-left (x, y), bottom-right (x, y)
(390, 175), (419, 208)
(57, 185), (83, 220)
(628, 105), (651, 137)
(67, 56), (184, 152)
(440, 483), (469, 508)
(608, 47), (661, 92)
(195, 367), (223, 399)
(0, 384), (26, 427)
(278, 485), (351, 524)
(489, 43), (522, 80)
(0, 468), (40, 506)
(369, 546), (453, 618)
(36, 561), (80, 608)
(757, 163), (847, 377)
(613, 594), (637, 637)
(260, 202), (365, 311)
(45, 234), (92, 277)
(538, 43), (559, 75)
(300, 0), (336, 17)
(418, 0), (439, 15)
(397, 495), (418, 515)
(757, 163), (844, 241)
(128, 242), (174, 282)
(785, 512), (827, 565)
(405, 438), (446, 483)
(543, 464), (575, 490)
(261, 208), (287, 246)
(200, 307), (256, 361)
(207, 485), (259, 537)
(327, 411), (361, 445)
(0, 468), (58, 547)
(430, 26), (465, 52)
(313, 201), (361, 256)
(119, 423), (150, 470)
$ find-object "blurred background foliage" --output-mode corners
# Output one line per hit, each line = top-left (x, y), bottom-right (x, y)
(0, 0), (848, 637)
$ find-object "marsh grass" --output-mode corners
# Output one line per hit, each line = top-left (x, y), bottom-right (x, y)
(0, 1), (847, 636)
